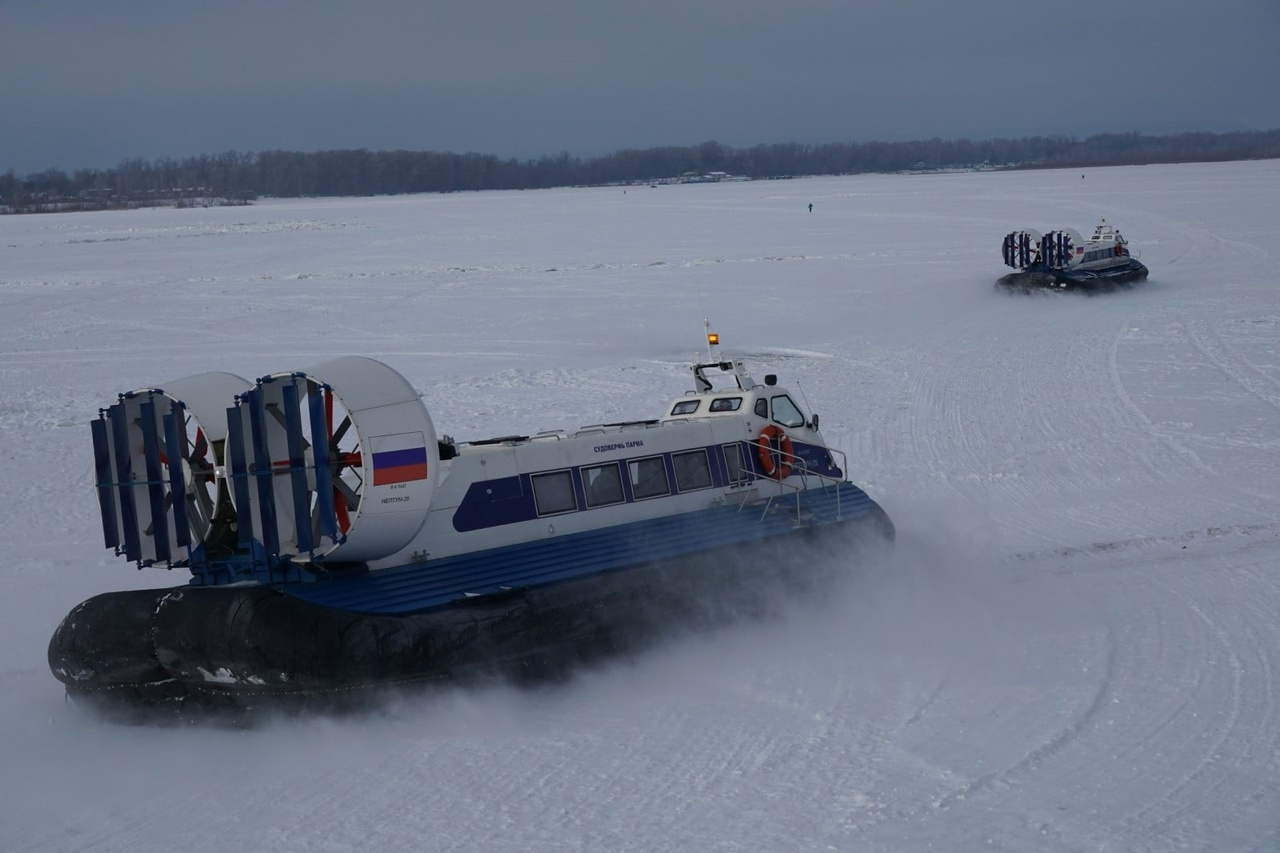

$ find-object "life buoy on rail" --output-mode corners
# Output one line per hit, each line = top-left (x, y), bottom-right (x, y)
(756, 424), (794, 480)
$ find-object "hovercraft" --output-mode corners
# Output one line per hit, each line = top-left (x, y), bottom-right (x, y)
(998, 218), (1149, 292)
(50, 331), (893, 714)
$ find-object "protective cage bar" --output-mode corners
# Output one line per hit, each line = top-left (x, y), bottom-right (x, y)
(90, 394), (191, 567)
(224, 375), (354, 569)
(1040, 231), (1075, 268)
(91, 357), (438, 582)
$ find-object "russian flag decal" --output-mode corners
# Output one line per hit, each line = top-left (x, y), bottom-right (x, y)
(370, 432), (428, 486)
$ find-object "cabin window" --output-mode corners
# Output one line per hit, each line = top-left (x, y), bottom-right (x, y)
(722, 442), (749, 483)
(673, 449), (713, 492)
(531, 470), (577, 515)
(583, 463), (625, 507)
(770, 395), (805, 428)
(628, 456), (670, 499)
(754, 399), (768, 418)
(670, 400), (700, 416)
(709, 397), (742, 412)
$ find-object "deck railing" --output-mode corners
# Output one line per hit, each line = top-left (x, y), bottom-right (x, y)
(733, 442), (849, 525)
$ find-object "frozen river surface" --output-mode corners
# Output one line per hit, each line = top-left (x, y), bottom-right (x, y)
(2, 160), (1278, 851)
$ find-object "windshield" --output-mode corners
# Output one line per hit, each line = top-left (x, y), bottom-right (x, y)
(771, 394), (805, 428)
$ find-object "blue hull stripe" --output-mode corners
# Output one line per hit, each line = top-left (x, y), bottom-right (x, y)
(284, 481), (873, 615)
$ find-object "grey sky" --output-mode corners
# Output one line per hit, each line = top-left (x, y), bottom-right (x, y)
(4, 0), (1279, 175)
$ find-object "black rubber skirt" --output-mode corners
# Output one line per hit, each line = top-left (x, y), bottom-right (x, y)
(50, 503), (893, 717)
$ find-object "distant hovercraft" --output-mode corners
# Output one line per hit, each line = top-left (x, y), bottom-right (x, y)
(998, 218), (1149, 291)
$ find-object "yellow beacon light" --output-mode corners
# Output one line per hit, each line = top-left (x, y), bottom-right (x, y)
(707, 332), (720, 347)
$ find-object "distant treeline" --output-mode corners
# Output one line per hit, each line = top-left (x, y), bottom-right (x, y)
(4, 129), (1279, 213)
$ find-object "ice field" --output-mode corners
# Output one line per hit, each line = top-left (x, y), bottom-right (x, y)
(2, 159), (1278, 851)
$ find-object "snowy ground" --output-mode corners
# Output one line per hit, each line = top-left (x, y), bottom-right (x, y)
(2, 160), (1278, 851)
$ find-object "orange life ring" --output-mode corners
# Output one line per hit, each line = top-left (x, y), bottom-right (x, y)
(756, 424), (794, 479)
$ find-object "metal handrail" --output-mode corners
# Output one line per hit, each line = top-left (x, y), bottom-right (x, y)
(753, 441), (847, 524)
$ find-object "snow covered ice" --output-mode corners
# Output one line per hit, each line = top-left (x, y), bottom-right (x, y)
(2, 160), (1279, 851)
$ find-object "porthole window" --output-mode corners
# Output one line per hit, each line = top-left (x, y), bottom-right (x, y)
(531, 470), (577, 515)
(583, 463), (625, 507)
(670, 400), (700, 416)
(628, 456), (670, 499)
(673, 449), (713, 492)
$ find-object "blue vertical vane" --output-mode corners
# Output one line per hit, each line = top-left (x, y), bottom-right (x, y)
(281, 379), (314, 554)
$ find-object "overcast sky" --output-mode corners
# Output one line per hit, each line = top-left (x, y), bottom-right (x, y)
(4, 0), (1279, 175)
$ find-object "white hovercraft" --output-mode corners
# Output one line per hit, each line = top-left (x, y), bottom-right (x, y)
(50, 330), (893, 713)
(998, 218), (1149, 291)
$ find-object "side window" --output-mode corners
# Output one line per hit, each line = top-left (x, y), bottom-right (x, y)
(770, 395), (805, 428)
(709, 397), (742, 412)
(628, 456), (670, 499)
(722, 443), (748, 483)
(754, 398), (769, 418)
(670, 400), (699, 416)
(583, 463), (624, 507)
(673, 449), (713, 492)
(531, 470), (576, 515)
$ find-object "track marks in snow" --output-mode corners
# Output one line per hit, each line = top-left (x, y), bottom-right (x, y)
(928, 625), (1120, 813)
(864, 290), (1225, 551)
(58, 218), (356, 246)
(1099, 557), (1280, 847)
(1187, 316), (1280, 415)
(870, 529), (1280, 849)
(1009, 521), (1280, 565)
(1112, 311), (1280, 508)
